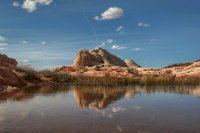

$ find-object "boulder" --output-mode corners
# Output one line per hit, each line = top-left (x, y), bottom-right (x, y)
(73, 47), (128, 68)
(0, 68), (21, 86)
(0, 54), (26, 88)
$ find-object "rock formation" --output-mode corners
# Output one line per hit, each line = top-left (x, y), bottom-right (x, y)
(56, 48), (140, 78)
(0, 54), (26, 89)
(73, 47), (127, 68)
(125, 59), (141, 68)
(174, 60), (200, 78)
(0, 54), (17, 69)
(56, 47), (200, 79)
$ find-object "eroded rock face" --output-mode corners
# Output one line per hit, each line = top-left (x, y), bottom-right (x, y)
(125, 59), (141, 68)
(0, 54), (17, 69)
(0, 68), (20, 86)
(0, 54), (26, 88)
(174, 61), (200, 78)
(73, 48), (128, 68)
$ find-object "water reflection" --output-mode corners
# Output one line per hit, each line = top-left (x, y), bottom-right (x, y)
(1, 84), (200, 110)
(72, 85), (200, 110)
(0, 84), (200, 133)
(0, 84), (70, 103)
(72, 86), (128, 110)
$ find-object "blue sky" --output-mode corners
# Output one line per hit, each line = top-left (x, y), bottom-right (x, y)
(0, 0), (200, 69)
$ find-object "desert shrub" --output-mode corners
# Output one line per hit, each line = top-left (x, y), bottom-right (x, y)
(74, 74), (122, 86)
(51, 72), (75, 83)
(165, 63), (192, 68)
(16, 66), (41, 83)
(16, 66), (200, 86)
(174, 77), (200, 85)
(38, 70), (56, 78)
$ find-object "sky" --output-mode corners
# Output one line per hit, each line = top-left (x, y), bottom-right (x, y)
(0, 0), (200, 69)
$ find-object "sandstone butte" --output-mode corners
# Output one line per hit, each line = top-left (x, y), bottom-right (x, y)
(57, 47), (200, 79)
(0, 47), (200, 89)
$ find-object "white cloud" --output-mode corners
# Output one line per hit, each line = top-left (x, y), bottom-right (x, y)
(98, 39), (114, 47)
(22, 40), (28, 44)
(143, 24), (150, 27)
(0, 35), (7, 42)
(133, 48), (142, 51)
(116, 26), (124, 32)
(0, 35), (7, 50)
(150, 39), (156, 42)
(41, 41), (46, 45)
(22, 0), (53, 12)
(98, 42), (106, 47)
(0, 47), (7, 50)
(0, 43), (7, 47)
(112, 45), (126, 50)
(138, 22), (143, 27)
(36, 0), (53, 5)
(22, 0), (37, 12)
(107, 39), (113, 44)
(138, 22), (150, 27)
(13, 1), (20, 7)
(94, 7), (124, 21)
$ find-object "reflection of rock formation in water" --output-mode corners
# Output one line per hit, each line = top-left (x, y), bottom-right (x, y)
(72, 86), (200, 110)
(0, 84), (70, 103)
(1, 84), (200, 106)
(192, 87), (200, 97)
(72, 86), (136, 110)
(143, 86), (200, 96)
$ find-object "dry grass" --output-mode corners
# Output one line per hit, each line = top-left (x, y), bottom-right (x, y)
(17, 68), (200, 86)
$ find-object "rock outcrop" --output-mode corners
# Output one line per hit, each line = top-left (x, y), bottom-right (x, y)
(57, 48), (200, 78)
(57, 48), (141, 78)
(0, 54), (26, 88)
(73, 47), (127, 68)
(0, 54), (17, 69)
(125, 59), (141, 68)
(174, 60), (200, 78)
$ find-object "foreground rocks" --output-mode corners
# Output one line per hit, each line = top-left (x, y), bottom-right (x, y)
(0, 54), (17, 69)
(0, 54), (41, 90)
(0, 54), (26, 89)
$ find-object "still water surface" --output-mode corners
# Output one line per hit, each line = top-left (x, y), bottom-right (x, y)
(0, 84), (200, 133)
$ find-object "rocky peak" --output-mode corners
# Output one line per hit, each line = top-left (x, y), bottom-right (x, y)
(73, 47), (128, 68)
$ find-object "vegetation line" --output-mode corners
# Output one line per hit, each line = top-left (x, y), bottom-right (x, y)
(16, 67), (200, 86)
